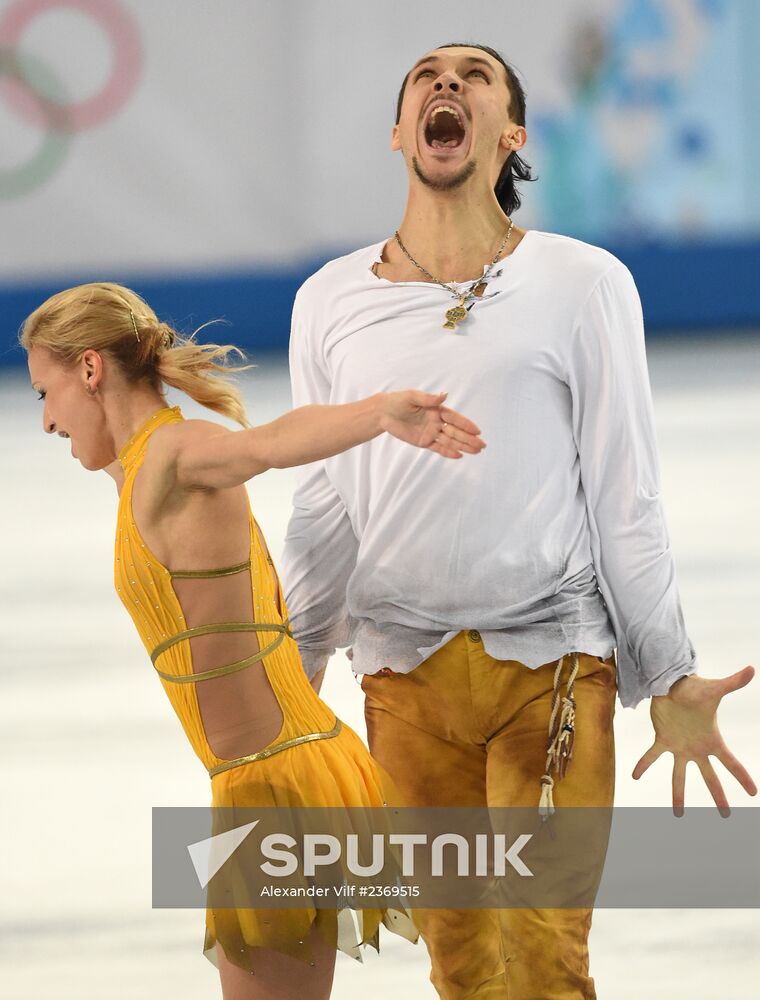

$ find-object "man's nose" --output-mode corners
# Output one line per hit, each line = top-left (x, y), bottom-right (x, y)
(433, 73), (460, 93)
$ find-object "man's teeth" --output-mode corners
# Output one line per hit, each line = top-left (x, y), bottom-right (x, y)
(430, 105), (462, 124)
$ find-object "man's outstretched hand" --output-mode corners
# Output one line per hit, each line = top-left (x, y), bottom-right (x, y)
(632, 666), (757, 816)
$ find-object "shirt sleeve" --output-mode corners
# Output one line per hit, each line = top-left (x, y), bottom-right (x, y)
(568, 261), (698, 708)
(278, 290), (360, 680)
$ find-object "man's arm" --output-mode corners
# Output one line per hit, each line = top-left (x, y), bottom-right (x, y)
(281, 455), (360, 690)
(570, 261), (756, 813)
(278, 289), (360, 688)
(568, 261), (698, 708)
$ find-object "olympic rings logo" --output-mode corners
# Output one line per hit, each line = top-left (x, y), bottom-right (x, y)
(0, 0), (142, 198)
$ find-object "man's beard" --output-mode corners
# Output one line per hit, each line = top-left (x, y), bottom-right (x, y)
(412, 154), (478, 191)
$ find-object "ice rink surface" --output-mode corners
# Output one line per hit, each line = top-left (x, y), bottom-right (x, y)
(2, 335), (758, 998)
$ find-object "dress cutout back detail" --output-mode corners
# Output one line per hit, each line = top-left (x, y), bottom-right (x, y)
(113, 404), (418, 973)
(113, 405), (341, 777)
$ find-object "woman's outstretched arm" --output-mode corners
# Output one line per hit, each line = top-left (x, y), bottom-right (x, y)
(171, 390), (485, 491)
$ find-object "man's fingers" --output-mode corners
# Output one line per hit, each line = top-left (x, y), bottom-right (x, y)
(672, 756), (687, 817)
(716, 747), (758, 797)
(696, 758), (730, 817)
(632, 742), (664, 780)
(717, 665), (755, 698)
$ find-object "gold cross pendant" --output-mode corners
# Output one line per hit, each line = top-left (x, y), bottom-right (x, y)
(443, 296), (468, 330)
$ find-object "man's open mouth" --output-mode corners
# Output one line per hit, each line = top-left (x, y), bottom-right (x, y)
(423, 103), (467, 150)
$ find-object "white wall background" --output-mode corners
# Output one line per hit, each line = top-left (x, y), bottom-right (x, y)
(1, 0), (755, 282)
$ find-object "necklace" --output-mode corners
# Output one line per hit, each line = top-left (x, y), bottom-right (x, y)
(393, 219), (514, 330)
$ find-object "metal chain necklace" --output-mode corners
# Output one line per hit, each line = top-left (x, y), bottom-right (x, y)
(393, 219), (514, 330)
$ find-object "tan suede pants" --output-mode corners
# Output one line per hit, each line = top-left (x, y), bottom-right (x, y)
(361, 629), (617, 1000)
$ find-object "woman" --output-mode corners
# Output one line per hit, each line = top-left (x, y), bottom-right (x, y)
(21, 281), (485, 999)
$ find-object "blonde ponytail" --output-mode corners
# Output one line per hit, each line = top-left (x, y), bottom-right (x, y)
(150, 318), (255, 429)
(19, 282), (255, 428)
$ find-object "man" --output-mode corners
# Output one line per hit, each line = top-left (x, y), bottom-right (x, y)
(279, 42), (756, 999)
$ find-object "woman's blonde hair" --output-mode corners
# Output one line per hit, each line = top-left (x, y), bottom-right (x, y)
(18, 282), (254, 428)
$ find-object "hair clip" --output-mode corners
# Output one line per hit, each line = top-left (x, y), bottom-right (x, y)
(129, 309), (141, 342)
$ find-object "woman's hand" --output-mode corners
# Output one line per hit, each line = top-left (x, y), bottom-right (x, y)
(380, 390), (486, 458)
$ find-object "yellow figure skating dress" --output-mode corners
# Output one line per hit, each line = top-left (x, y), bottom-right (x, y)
(113, 404), (417, 974)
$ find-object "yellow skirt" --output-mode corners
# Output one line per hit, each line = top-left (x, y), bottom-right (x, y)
(202, 717), (419, 974)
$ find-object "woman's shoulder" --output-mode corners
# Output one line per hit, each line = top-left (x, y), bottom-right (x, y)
(142, 417), (237, 497)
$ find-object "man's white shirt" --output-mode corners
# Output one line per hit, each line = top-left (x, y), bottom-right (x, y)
(279, 229), (698, 708)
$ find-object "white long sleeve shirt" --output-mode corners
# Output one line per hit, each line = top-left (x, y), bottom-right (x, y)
(279, 229), (698, 708)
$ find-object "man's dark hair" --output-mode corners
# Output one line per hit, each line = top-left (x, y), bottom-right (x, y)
(395, 42), (535, 215)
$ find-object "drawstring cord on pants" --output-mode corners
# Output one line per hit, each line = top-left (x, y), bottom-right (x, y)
(538, 652), (580, 820)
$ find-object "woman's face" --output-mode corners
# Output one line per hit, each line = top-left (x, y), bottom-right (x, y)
(28, 345), (111, 470)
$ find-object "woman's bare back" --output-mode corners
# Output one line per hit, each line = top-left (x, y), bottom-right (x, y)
(120, 420), (285, 761)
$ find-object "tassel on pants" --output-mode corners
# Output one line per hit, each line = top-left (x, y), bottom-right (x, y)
(361, 629), (617, 1000)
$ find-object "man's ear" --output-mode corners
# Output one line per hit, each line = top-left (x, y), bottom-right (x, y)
(391, 123), (401, 151)
(499, 124), (527, 154)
